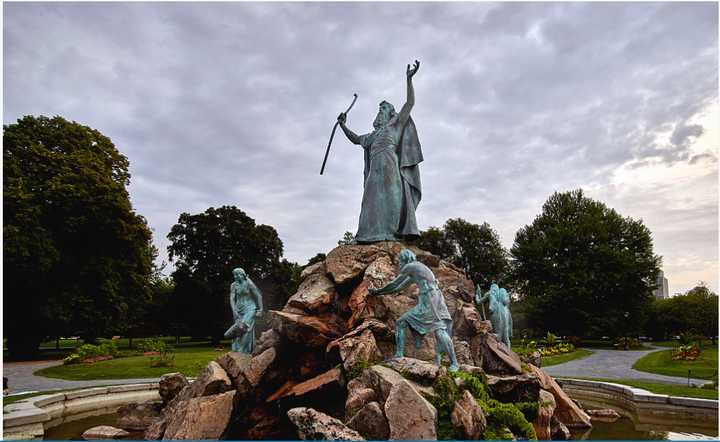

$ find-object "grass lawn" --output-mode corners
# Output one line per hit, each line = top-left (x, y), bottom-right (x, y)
(542, 349), (593, 367)
(565, 377), (719, 400)
(34, 345), (224, 380)
(633, 346), (718, 380)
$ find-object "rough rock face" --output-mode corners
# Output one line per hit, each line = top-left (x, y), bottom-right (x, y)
(528, 364), (592, 428)
(534, 389), (557, 440)
(81, 425), (130, 439)
(253, 329), (281, 356)
(175, 361), (232, 403)
(158, 373), (189, 405)
(383, 357), (440, 383)
(269, 310), (346, 348)
(384, 379), (438, 440)
(346, 401), (390, 440)
(325, 244), (383, 284)
(471, 332), (523, 374)
(162, 391), (236, 440)
(486, 373), (541, 403)
(287, 271), (336, 314)
(451, 389), (487, 439)
(287, 407), (364, 441)
(327, 327), (382, 371)
(116, 401), (162, 431)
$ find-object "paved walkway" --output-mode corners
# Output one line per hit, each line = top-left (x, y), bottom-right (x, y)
(3, 360), (159, 394)
(544, 346), (708, 385)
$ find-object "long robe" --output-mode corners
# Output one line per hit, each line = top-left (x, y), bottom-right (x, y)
(355, 117), (423, 243)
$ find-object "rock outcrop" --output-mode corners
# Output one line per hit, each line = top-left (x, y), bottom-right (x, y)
(147, 242), (592, 440)
(451, 389), (487, 439)
(287, 407), (364, 441)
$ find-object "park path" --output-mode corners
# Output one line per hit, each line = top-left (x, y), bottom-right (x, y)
(544, 346), (708, 385)
(3, 360), (160, 395)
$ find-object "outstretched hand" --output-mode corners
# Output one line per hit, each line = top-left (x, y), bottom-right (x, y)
(407, 60), (420, 79)
(337, 112), (347, 124)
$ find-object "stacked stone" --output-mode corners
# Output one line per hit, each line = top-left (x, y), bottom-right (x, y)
(127, 242), (592, 440)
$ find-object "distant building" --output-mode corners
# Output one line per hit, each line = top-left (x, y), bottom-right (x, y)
(653, 271), (669, 300)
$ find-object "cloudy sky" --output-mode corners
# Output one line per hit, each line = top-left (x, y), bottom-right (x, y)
(4, 2), (718, 295)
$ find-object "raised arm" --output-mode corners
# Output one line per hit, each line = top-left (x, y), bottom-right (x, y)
(369, 274), (413, 296)
(338, 113), (362, 145)
(397, 60), (419, 127)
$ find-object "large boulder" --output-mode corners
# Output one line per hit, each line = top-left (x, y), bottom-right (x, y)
(287, 271), (336, 314)
(528, 364), (592, 428)
(174, 361), (232, 403)
(158, 373), (189, 405)
(346, 401), (390, 440)
(384, 379), (437, 440)
(287, 407), (364, 441)
(470, 332), (522, 375)
(550, 416), (572, 440)
(451, 389), (487, 439)
(253, 329), (281, 356)
(347, 255), (397, 327)
(161, 390), (236, 440)
(383, 357), (440, 384)
(533, 389), (557, 440)
(359, 365), (406, 403)
(486, 373), (541, 403)
(269, 310), (346, 348)
(327, 327), (383, 371)
(325, 244), (384, 284)
(345, 379), (378, 420)
(116, 401), (162, 431)
(81, 425), (130, 440)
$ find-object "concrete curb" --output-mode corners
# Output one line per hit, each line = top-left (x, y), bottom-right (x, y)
(558, 378), (718, 433)
(2, 382), (160, 439)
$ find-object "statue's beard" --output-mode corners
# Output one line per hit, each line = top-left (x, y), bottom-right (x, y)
(373, 111), (390, 130)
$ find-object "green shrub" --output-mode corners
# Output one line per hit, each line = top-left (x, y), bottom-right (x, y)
(62, 341), (119, 365)
(136, 338), (169, 353)
(425, 370), (537, 441)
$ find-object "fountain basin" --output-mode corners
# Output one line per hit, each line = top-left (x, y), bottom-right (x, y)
(3, 382), (159, 439)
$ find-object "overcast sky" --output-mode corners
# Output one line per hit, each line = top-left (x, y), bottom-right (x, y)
(4, 2), (718, 295)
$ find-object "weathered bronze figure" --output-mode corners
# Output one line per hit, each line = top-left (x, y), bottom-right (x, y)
(337, 61), (423, 243)
(475, 283), (513, 349)
(369, 249), (459, 372)
(224, 268), (263, 353)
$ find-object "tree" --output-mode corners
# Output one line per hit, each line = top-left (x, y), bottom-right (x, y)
(647, 283), (718, 343)
(166, 206), (293, 342)
(338, 231), (355, 245)
(417, 219), (509, 289)
(4, 115), (154, 357)
(510, 189), (661, 338)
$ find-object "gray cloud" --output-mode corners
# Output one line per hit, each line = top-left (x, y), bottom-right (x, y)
(4, 2), (718, 294)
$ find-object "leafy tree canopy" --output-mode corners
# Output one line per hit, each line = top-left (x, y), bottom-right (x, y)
(417, 218), (509, 289)
(510, 189), (661, 338)
(166, 206), (296, 341)
(647, 282), (718, 342)
(4, 115), (153, 357)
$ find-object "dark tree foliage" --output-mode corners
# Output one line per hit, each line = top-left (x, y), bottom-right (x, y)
(4, 115), (154, 357)
(510, 189), (661, 338)
(646, 284), (718, 343)
(417, 219), (509, 289)
(166, 206), (295, 341)
(306, 253), (327, 267)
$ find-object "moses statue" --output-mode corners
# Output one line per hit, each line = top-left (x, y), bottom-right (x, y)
(338, 60), (423, 243)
